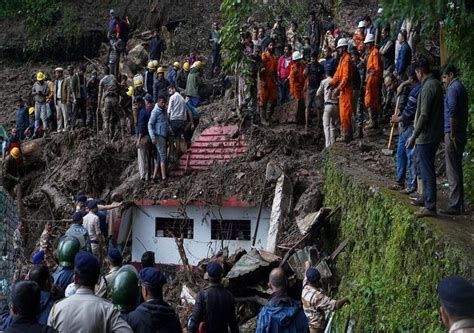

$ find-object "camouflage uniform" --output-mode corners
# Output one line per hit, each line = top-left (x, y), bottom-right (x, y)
(271, 25), (287, 58)
(238, 48), (261, 125)
(12, 227), (26, 282)
(301, 283), (336, 330)
(40, 227), (56, 271)
(86, 75), (99, 129)
(98, 75), (119, 141)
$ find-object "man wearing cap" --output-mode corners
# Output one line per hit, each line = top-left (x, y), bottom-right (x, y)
(64, 211), (92, 252)
(302, 264), (349, 333)
(168, 61), (180, 86)
(132, 79), (146, 131)
(256, 267), (308, 333)
(95, 248), (123, 299)
(353, 21), (366, 54)
(144, 61), (157, 95)
(438, 276), (474, 332)
(53, 67), (67, 132)
(290, 50), (306, 125)
(83, 200), (103, 260)
(364, 33), (383, 130)
(31, 71), (50, 136)
(2, 147), (21, 194)
(331, 38), (354, 142)
(177, 62), (190, 92)
(188, 261), (238, 333)
(86, 70), (99, 129)
(3, 281), (57, 333)
(14, 97), (28, 141)
(153, 67), (170, 103)
(271, 16), (287, 58)
(48, 252), (132, 332)
(124, 267), (181, 332)
(185, 62), (204, 107)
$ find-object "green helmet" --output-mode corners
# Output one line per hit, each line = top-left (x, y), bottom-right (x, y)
(57, 236), (80, 267)
(112, 265), (140, 312)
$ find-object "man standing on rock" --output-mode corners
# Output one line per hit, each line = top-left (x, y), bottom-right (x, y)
(185, 61), (204, 107)
(208, 21), (221, 78)
(14, 97), (28, 141)
(136, 96), (150, 182)
(31, 71), (50, 137)
(83, 200), (104, 262)
(70, 65), (87, 129)
(109, 31), (124, 78)
(271, 16), (287, 58)
(440, 64), (468, 215)
(308, 11), (323, 55)
(86, 70), (99, 130)
(364, 34), (382, 130)
(149, 30), (166, 63)
(53, 68), (68, 133)
(331, 38), (354, 142)
(98, 66), (120, 141)
(406, 58), (444, 217)
(259, 40), (278, 125)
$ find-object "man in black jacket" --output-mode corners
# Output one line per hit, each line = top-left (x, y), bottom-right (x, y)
(188, 261), (239, 333)
(124, 267), (181, 333)
(5, 281), (57, 333)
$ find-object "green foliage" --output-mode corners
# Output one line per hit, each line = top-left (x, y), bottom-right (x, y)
(380, 0), (474, 203)
(323, 160), (471, 332)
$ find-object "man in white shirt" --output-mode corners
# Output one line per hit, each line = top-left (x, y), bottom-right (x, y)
(82, 200), (103, 262)
(167, 85), (193, 162)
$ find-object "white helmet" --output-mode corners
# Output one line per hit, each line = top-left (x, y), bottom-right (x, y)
(364, 34), (375, 44)
(292, 51), (303, 61)
(377, 7), (383, 15)
(336, 38), (348, 49)
(358, 20), (366, 28)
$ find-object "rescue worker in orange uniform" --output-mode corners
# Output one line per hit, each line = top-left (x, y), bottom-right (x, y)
(364, 33), (383, 129)
(259, 40), (278, 124)
(289, 50), (306, 124)
(331, 38), (354, 142)
(353, 21), (366, 54)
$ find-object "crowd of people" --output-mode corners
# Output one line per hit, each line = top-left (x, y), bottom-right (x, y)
(1, 5), (473, 333)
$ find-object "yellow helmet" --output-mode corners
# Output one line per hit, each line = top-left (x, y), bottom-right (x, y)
(156, 67), (165, 74)
(183, 62), (190, 71)
(11, 147), (21, 159)
(126, 86), (134, 97)
(28, 107), (35, 115)
(135, 79), (143, 87)
(147, 61), (156, 70)
(173, 61), (180, 68)
(191, 61), (203, 69)
(36, 72), (45, 81)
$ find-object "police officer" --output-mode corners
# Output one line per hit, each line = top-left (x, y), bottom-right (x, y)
(64, 211), (92, 252)
(95, 248), (123, 299)
(438, 276), (474, 332)
(124, 267), (182, 333)
(52, 236), (80, 292)
(111, 265), (140, 314)
(48, 252), (132, 332)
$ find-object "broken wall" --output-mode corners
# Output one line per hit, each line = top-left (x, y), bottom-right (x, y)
(321, 150), (474, 332)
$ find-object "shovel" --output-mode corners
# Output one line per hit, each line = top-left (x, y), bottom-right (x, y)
(382, 95), (401, 156)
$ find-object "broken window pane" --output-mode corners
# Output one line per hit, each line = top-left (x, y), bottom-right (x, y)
(155, 217), (194, 239)
(210, 219), (251, 241)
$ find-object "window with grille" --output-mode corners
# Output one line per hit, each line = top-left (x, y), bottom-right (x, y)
(155, 217), (194, 239)
(210, 219), (251, 241)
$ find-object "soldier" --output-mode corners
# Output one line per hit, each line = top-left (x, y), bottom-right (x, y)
(52, 236), (80, 292)
(86, 70), (99, 129)
(111, 265), (140, 315)
(95, 248), (123, 299)
(39, 222), (56, 271)
(64, 211), (91, 252)
(48, 252), (133, 332)
(98, 66), (119, 141)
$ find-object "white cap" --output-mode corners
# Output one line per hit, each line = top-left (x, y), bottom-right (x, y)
(292, 51), (303, 61)
(377, 7), (383, 14)
(364, 34), (375, 44)
(336, 38), (348, 48)
(358, 20), (366, 28)
(109, 9), (115, 15)
(54, 67), (64, 72)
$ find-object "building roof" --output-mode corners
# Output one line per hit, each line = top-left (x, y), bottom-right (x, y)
(169, 125), (248, 177)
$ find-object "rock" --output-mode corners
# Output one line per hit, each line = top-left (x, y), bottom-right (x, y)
(127, 44), (148, 68)
(294, 186), (323, 217)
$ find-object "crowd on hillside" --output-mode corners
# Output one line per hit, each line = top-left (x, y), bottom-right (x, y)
(1, 6), (473, 333)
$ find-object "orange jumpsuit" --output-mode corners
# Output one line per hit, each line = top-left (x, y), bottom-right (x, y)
(364, 45), (382, 109)
(259, 50), (278, 107)
(353, 31), (365, 53)
(331, 52), (353, 135)
(289, 62), (306, 100)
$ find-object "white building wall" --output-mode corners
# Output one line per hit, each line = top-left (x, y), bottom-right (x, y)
(132, 205), (271, 266)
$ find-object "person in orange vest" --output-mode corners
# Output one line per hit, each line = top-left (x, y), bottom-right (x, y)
(259, 40), (278, 124)
(330, 38), (354, 142)
(353, 21), (366, 54)
(364, 33), (383, 129)
(289, 51), (306, 125)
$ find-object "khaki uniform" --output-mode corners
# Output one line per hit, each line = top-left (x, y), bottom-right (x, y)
(39, 227), (56, 270)
(301, 283), (336, 330)
(95, 266), (120, 299)
(449, 319), (474, 333)
(83, 212), (102, 260)
(48, 288), (132, 332)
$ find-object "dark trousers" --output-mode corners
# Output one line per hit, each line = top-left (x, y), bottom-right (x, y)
(416, 142), (439, 211)
(445, 133), (465, 211)
(72, 98), (86, 129)
(278, 79), (291, 104)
